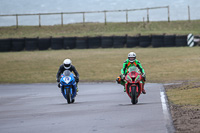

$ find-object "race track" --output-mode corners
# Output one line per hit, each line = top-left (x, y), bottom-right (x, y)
(0, 83), (174, 133)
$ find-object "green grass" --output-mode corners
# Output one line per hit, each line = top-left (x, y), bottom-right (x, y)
(0, 20), (200, 39)
(166, 81), (200, 107)
(0, 47), (199, 83)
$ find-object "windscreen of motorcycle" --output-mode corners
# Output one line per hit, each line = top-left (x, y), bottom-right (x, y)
(128, 66), (140, 74)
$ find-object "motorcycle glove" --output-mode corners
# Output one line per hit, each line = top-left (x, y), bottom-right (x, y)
(75, 77), (79, 82)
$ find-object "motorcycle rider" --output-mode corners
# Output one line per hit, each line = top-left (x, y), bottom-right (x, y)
(56, 59), (79, 91)
(116, 52), (146, 94)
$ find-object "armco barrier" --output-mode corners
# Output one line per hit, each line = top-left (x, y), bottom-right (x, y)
(76, 37), (88, 49)
(113, 36), (126, 48)
(12, 38), (25, 51)
(25, 38), (38, 51)
(151, 35), (164, 47)
(139, 35), (151, 47)
(164, 35), (176, 47)
(88, 36), (101, 48)
(63, 37), (76, 49)
(51, 37), (63, 50)
(38, 38), (50, 50)
(0, 39), (12, 52)
(126, 36), (139, 47)
(175, 35), (187, 47)
(101, 36), (113, 48)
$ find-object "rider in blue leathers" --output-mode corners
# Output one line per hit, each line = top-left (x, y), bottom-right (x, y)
(60, 70), (77, 100)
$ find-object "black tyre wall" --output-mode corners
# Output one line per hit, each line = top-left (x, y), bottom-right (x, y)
(11, 38), (25, 51)
(63, 37), (76, 49)
(25, 38), (38, 51)
(0, 39), (12, 52)
(175, 35), (187, 47)
(126, 36), (139, 47)
(38, 38), (50, 50)
(113, 36), (126, 48)
(164, 35), (176, 47)
(51, 38), (63, 50)
(101, 36), (113, 48)
(88, 36), (101, 49)
(76, 37), (88, 49)
(139, 36), (151, 47)
(151, 35), (164, 47)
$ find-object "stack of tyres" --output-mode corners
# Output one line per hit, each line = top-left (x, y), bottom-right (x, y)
(101, 36), (113, 48)
(12, 38), (25, 51)
(139, 36), (151, 47)
(164, 35), (176, 47)
(63, 37), (76, 49)
(151, 35), (164, 47)
(175, 35), (187, 47)
(76, 37), (88, 49)
(25, 38), (38, 51)
(51, 37), (63, 50)
(126, 36), (139, 48)
(0, 38), (12, 52)
(38, 38), (50, 50)
(113, 36), (126, 48)
(88, 36), (101, 49)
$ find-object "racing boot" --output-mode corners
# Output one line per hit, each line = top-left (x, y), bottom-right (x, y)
(142, 84), (146, 94)
(124, 86), (126, 92)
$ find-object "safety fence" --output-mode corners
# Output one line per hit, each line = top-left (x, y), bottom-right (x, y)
(0, 6), (170, 27)
(0, 35), (199, 52)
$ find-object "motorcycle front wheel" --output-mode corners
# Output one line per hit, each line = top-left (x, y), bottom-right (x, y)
(131, 86), (138, 104)
(64, 88), (71, 104)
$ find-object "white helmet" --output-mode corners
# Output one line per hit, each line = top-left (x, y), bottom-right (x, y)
(128, 52), (136, 63)
(63, 59), (72, 69)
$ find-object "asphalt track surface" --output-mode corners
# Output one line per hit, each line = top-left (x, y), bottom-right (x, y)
(0, 83), (174, 133)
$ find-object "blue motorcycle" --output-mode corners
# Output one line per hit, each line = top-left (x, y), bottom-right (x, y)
(59, 70), (77, 104)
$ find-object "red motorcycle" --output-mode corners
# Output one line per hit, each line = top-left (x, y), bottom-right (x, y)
(125, 66), (144, 104)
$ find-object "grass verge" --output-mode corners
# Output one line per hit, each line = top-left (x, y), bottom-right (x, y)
(0, 20), (200, 39)
(0, 47), (200, 83)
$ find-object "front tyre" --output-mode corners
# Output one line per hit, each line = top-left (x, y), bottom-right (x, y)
(65, 88), (71, 104)
(131, 86), (138, 104)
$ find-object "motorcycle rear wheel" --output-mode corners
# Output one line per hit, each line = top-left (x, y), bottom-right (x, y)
(131, 86), (138, 104)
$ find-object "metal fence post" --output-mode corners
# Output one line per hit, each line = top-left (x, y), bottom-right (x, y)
(168, 6), (170, 22)
(61, 12), (63, 26)
(82, 12), (85, 25)
(104, 11), (107, 25)
(147, 8), (149, 23)
(126, 10), (128, 24)
(39, 14), (41, 27)
(16, 14), (18, 28)
(188, 5), (191, 22)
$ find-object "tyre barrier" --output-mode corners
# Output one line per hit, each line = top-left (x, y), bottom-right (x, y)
(0, 39), (12, 52)
(25, 38), (38, 51)
(88, 36), (101, 49)
(38, 38), (50, 50)
(1, 34), (198, 52)
(164, 35), (176, 47)
(175, 35), (187, 47)
(63, 37), (76, 49)
(126, 36), (139, 48)
(151, 35), (164, 47)
(11, 38), (25, 51)
(76, 37), (88, 49)
(139, 36), (151, 47)
(51, 37), (63, 50)
(101, 36), (113, 48)
(113, 36), (126, 48)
